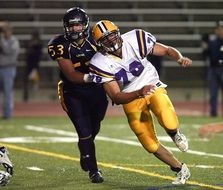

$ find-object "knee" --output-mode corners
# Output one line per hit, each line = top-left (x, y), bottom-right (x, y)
(146, 142), (159, 153)
(128, 120), (159, 153)
(76, 127), (92, 139)
(158, 109), (179, 131)
(92, 124), (100, 139)
(137, 133), (159, 153)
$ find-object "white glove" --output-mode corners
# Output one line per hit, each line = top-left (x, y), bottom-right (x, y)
(83, 74), (92, 83)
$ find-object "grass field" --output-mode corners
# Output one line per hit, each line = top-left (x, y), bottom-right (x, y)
(0, 115), (223, 190)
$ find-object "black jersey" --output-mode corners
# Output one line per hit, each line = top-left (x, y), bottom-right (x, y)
(48, 33), (98, 89)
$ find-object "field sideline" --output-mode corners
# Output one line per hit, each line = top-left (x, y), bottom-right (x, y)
(0, 116), (223, 190)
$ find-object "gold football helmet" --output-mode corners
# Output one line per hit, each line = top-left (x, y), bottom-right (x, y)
(92, 20), (122, 53)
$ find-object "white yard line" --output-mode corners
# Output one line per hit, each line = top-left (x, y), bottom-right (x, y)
(26, 125), (78, 137)
(27, 166), (44, 171)
(1, 125), (219, 159)
(0, 137), (78, 143)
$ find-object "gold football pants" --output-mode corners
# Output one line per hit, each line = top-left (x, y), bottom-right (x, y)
(123, 88), (179, 153)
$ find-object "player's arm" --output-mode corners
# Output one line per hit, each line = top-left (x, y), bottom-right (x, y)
(103, 80), (155, 105)
(152, 42), (192, 67)
(57, 58), (91, 83)
(48, 38), (91, 83)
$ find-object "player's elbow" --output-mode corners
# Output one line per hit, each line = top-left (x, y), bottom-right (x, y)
(106, 90), (132, 105)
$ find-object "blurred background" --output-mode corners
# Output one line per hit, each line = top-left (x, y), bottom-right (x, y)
(0, 0), (223, 116)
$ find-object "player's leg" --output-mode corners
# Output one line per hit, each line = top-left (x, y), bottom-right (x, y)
(219, 68), (223, 117)
(2, 67), (16, 119)
(87, 86), (108, 183)
(89, 86), (108, 139)
(154, 144), (190, 184)
(149, 88), (188, 152)
(65, 100), (98, 172)
(123, 98), (159, 153)
(66, 98), (103, 183)
(58, 82), (102, 183)
(123, 98), (190, 184)
(208, 68), (218, 116)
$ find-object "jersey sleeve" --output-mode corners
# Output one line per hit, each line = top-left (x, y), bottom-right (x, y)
(47, 35), (69, 61)
(125, 29), (156, 59)
(89, 54), (115, 84)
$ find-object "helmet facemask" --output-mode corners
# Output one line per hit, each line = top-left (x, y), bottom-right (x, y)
(98, 31), (122, 53)
(64, 22), (89, 42)
(92, 20), (122, 54)
(63, 7), (89, 43)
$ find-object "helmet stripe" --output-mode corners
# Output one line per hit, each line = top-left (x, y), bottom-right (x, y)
(98, 21), (108, 33)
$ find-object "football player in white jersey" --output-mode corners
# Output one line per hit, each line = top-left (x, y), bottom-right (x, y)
(89, 20), (192, 185)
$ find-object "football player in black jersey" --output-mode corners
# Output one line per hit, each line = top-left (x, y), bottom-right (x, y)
(48, 7), (108, 183)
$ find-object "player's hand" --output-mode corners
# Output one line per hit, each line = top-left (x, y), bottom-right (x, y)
(137, 84), (155, 97)
(83, 74), (93, 83)
(177, 57), (192, 67)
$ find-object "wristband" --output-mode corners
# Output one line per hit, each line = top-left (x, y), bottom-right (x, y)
(83, 74), (91, 83)
(83, 74), (90, 83)
(177, 57), (183, 63)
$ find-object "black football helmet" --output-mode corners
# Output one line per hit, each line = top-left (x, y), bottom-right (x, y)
(63, 7), (89, 42)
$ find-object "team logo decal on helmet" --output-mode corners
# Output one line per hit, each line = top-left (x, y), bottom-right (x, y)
(92, 20), (122, 53)
(63, 7), (89, 42)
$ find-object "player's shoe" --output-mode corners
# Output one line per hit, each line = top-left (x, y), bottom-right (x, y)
(89, 170), (103, 183)
(172, 163), (190, 185)
(0, 171), (11, 186)
(172, 129), (188, 152)
(0, 147), (13, 175)
(0, 147), (13, 186)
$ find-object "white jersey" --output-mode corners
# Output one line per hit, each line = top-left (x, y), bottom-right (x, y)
(89, 29), (167, 93)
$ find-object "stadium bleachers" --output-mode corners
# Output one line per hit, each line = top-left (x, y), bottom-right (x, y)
(1, 0), (223, 87)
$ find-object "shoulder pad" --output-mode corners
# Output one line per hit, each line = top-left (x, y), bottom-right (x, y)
(87, 31), (97, 46)
(48, 34), (69, 60)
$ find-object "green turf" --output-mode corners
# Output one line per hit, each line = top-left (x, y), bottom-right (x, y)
(0, 116), (223, 190)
